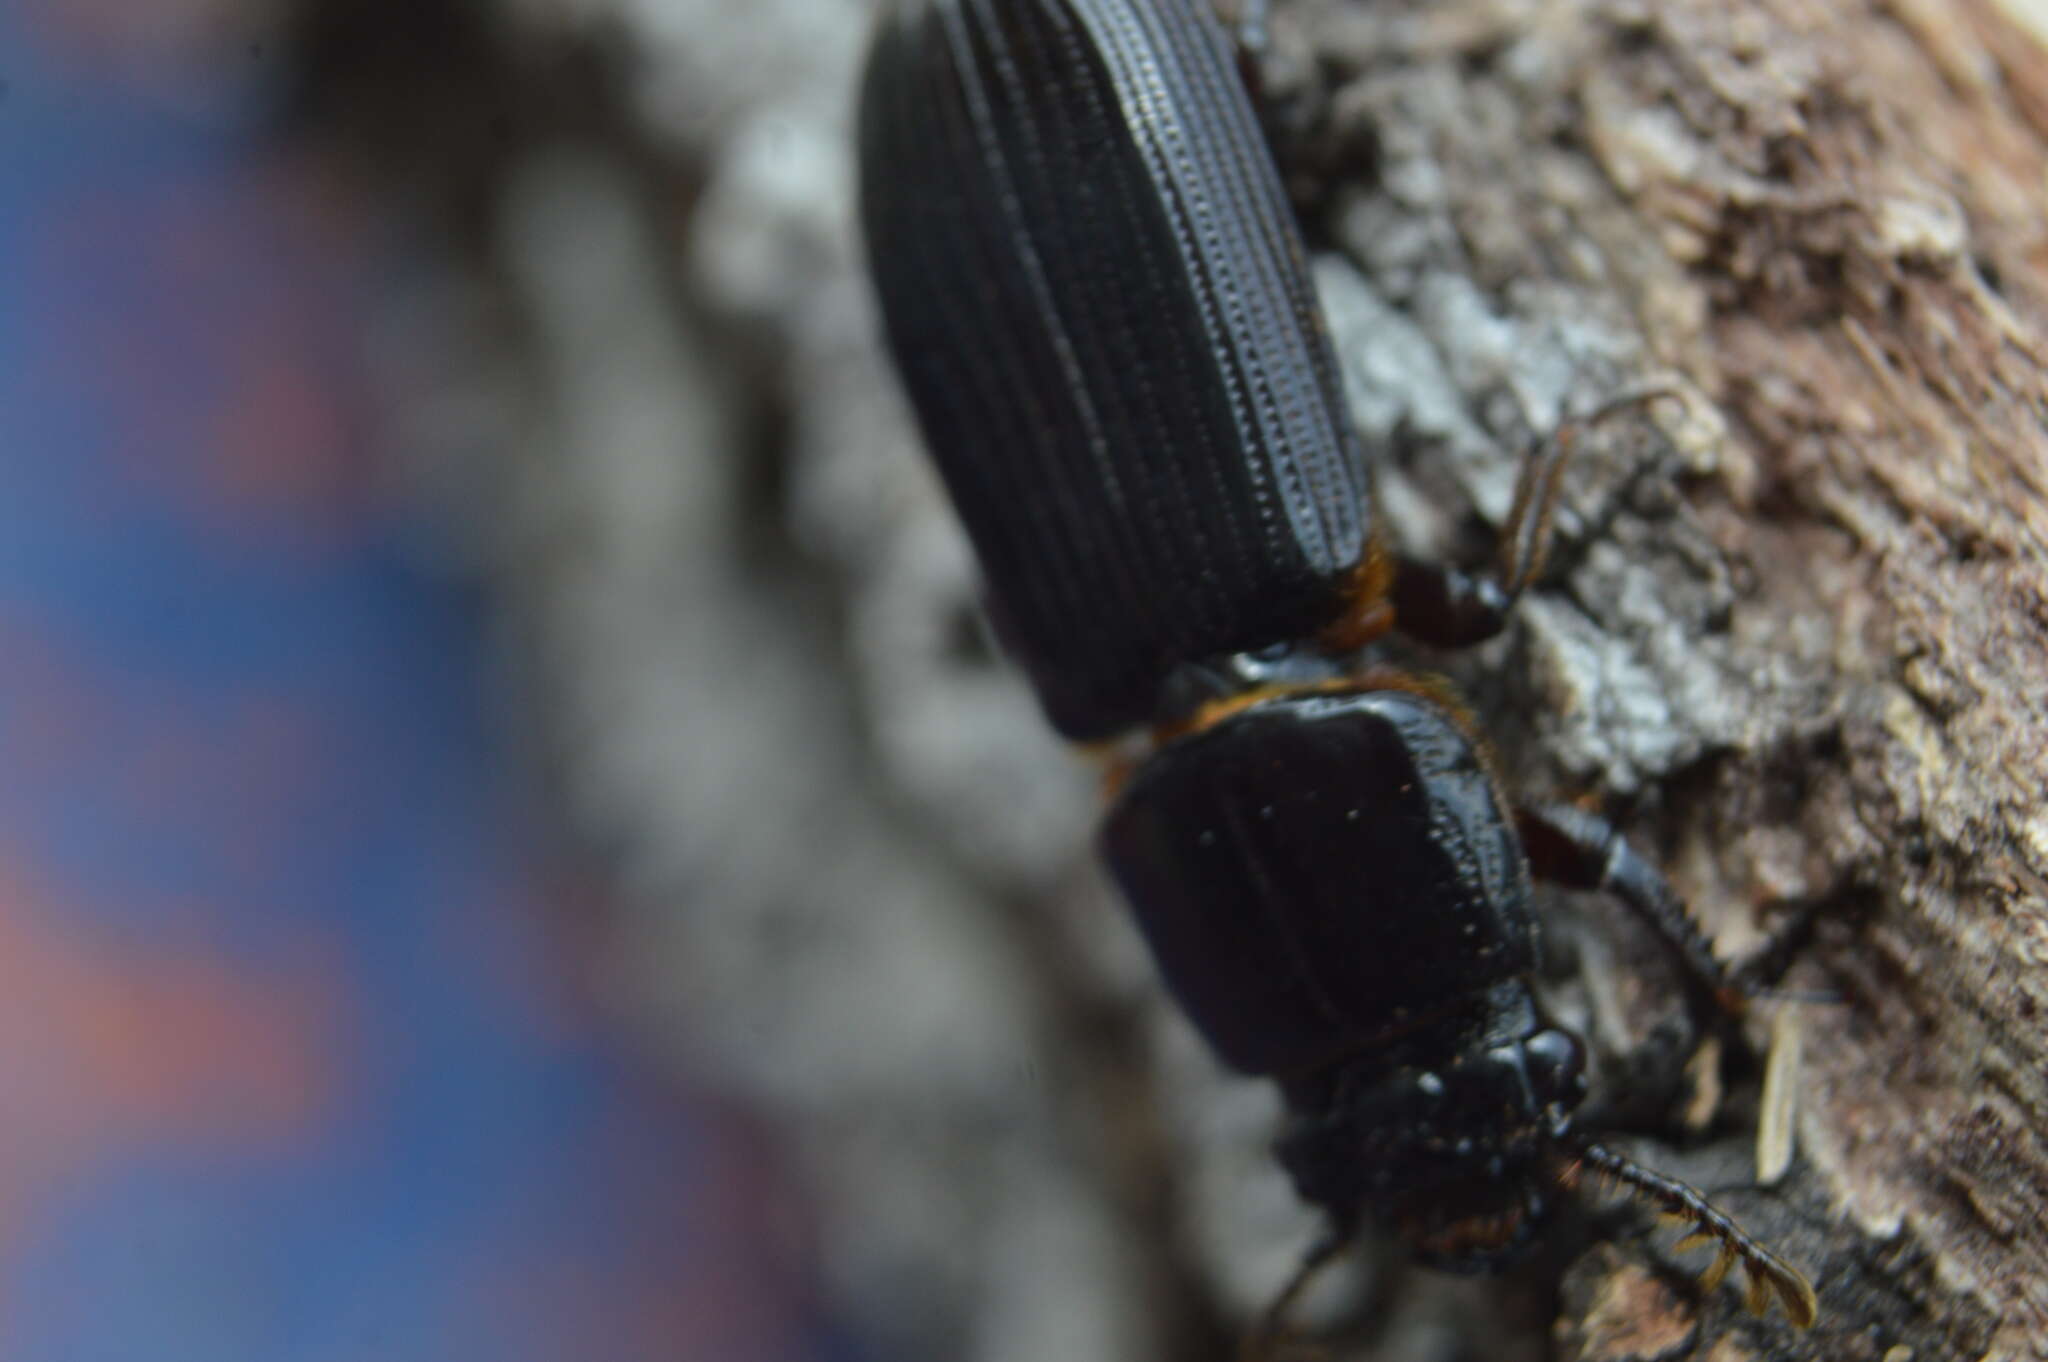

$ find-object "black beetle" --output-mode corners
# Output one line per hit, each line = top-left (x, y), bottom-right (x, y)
(1103, 672), (1816, 1335)
(857, 0), (1817, 1339)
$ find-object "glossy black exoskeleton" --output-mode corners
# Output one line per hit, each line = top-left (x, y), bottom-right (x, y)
(1102, 677), (1814, 1332)
(1108, 684), (1572, 1259)
(859, 0), (1381, 742)
(857, 0), (1817, 1340)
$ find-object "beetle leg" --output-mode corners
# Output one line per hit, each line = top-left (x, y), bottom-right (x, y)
(1240, 1226), (1351, 1362)
(1388, 556), (1518, 650)
(1562, 1139), (1818, 1327)
(1728, 896), (1827, 998)
(1390, 429), (1573, 647)
(1516, 801), (1739, 1021)
(1397, 383), (1693, 649)
(1390, 419), (1581, 648)
(1519, 800), (1751, 1133)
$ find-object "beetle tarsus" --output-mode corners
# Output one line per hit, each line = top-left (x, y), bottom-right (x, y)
(1570, 1139), (1819, 1328)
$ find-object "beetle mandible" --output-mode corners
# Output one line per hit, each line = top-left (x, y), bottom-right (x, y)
(856, 0), (1818, 1340)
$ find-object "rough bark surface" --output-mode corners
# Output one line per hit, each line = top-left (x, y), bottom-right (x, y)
(1276, 0), (2048, 1357)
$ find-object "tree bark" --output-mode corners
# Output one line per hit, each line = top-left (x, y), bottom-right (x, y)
(1278, 1), (2048, 1357)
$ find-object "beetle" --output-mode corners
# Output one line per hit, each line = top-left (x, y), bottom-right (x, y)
(857, 0), (1818, 1340)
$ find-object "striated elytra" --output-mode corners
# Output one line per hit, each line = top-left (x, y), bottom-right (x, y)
(859, 0), (1375, 741)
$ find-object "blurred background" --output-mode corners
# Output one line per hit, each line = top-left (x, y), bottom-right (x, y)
(0, 0), (1647, 1358)
(2, 0), (1278, 1359)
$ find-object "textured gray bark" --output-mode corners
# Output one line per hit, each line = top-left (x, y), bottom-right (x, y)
(315, 0), (2048, 1358)
(1259, 2), (2048, 1357)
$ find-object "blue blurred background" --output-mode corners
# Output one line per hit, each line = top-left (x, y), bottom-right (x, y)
(0, 3), (860, 1357)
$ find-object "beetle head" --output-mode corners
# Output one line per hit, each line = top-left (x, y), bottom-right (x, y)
(1279, 1028), (1588, 1273)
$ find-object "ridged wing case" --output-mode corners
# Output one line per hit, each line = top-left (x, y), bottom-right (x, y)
(859, 0), (1372, 739)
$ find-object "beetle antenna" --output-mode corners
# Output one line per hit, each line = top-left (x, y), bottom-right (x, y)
(1581, 376), (1695, 430)
(1743, 985), (1845, 1006)
(1558, 1139), (1819, 1328)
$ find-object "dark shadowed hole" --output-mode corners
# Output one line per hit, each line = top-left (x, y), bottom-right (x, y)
(943, 599), (998, 668)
